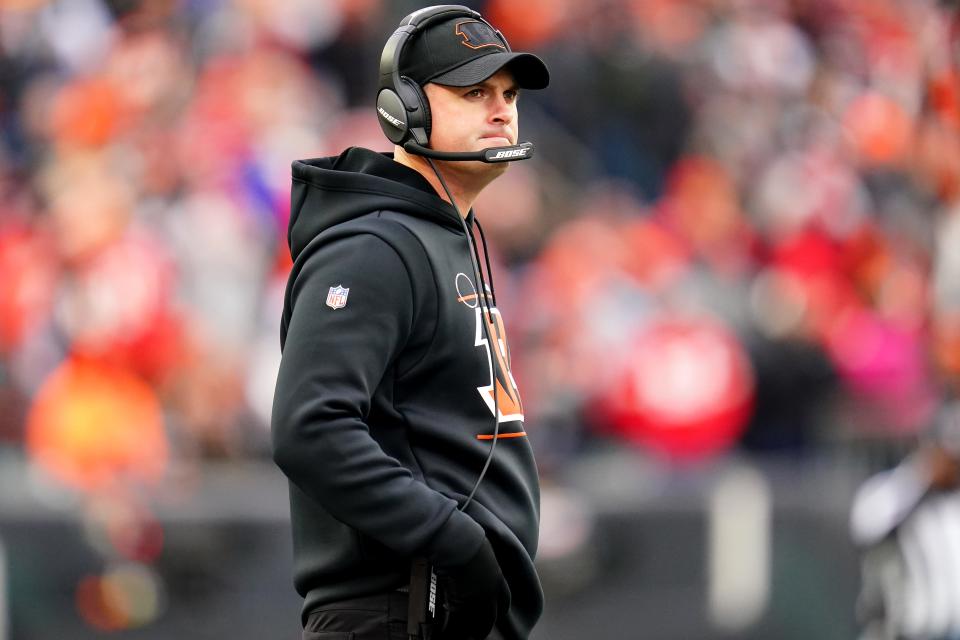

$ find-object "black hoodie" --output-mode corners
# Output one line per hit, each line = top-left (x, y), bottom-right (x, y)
(271, 147), (542, 639)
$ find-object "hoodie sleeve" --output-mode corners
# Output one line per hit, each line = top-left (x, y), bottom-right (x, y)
(271, 232), (486, 568)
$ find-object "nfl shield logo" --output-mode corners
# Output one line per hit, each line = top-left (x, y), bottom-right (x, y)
(326, 285), (349, 310)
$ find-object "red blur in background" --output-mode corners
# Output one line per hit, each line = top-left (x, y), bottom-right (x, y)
(597, 316), (755, 462)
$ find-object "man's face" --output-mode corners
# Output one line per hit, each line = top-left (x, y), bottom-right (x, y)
(423, 68), (520, 172)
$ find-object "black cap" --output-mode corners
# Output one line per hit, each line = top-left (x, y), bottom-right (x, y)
(400, 16), (550, 90)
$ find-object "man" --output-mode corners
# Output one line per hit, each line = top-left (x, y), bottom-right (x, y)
(271, 6), (549, 640)
(850, 405), (960, 640)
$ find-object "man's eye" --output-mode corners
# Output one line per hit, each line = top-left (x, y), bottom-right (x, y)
(467, 89), (484, 98)
(505, 91), (518, 101)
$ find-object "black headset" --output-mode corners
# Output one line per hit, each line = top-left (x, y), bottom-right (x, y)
(376, 5), (534, 163)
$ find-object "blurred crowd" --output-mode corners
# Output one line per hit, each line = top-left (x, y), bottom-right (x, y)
(1, 0), (959, 491)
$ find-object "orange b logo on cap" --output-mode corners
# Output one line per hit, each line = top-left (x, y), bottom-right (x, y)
(455, 20), (506, 50)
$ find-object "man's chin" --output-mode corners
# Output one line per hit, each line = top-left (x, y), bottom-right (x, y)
(438, 156), (509, 177)
(460, 158), (509, 173)
(470, 141), (517, 171)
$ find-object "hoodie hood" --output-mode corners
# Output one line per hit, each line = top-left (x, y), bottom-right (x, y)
(289, 147), (466, 261)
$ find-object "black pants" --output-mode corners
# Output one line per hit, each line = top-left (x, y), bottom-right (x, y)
(302, 592), (506, 640)
(303, 592), (435, 640)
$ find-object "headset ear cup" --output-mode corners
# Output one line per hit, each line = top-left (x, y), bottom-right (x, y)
(377, 88), (409, 144)
(399, 76), (431, 146)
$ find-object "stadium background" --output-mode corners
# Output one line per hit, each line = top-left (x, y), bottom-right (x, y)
(1, 0), (959, 638)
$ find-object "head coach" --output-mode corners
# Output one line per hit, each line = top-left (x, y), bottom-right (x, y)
(271, 5), (550, 640)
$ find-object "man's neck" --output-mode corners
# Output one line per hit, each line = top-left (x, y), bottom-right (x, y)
(394, 146), (496, 218)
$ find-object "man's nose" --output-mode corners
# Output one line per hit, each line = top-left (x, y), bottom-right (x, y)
(490, 97), (514, 125)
